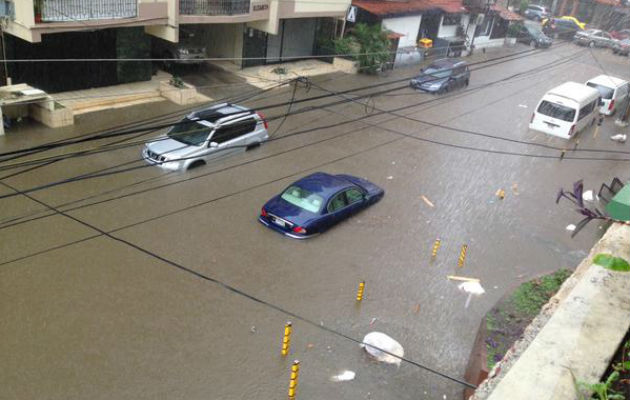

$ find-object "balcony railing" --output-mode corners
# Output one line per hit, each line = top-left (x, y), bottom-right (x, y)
(180, 0), (251, 16)
(39, 0), (138, 22)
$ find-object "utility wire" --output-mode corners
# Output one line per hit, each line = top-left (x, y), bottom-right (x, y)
(0, 46), (625, 202)
(0, 173), (477, 389)
(0, 41), (579, 163)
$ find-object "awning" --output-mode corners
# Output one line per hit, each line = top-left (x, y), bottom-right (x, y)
(490, 4), (523, 21)
(387, 31), (406, 39)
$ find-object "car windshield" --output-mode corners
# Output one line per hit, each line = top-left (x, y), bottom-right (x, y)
(167, 118), (212, 146)
(587, 82), (614, 99)
(537, 101), (576, 122)
(281, 185), (325, 213)
(527, 25), (544, 36)
(424, 67), (452, 78)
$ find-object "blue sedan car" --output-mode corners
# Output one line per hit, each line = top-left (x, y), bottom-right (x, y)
(259, 172), (384, 239)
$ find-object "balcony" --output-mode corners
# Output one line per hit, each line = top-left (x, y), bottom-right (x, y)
(37, 0), (138, 22)
(180, 0), (251, 16)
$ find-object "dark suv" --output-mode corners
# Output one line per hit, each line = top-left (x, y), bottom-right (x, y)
(410, 59), (470, 94)
(543, 18), (583, 39)
(516, 23), (552, 48)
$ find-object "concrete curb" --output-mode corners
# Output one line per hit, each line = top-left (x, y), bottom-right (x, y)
(471, 223), (630, 400)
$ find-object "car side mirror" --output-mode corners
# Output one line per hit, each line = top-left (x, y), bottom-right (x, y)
(209, 141), (218, 148)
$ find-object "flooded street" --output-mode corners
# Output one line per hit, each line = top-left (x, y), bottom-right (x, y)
(1, 44), (629, 399)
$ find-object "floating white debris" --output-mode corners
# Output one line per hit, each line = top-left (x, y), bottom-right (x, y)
(610, 134), (627, 143)
(518, 104), (528, 108)
(386, 176), (394, 180)
(330, 370), (356, 382)
(458, 281), (486, 308)
(582, 190), (594, 202)
(361, 332), (404, 365)
(421, 195), (435, 208)
(566, 224), (576, 232)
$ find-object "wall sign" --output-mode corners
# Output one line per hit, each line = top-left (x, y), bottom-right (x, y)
(346, 6), (357, 22)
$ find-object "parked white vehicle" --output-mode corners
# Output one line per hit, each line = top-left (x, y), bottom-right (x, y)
(142, 103), (269, 171)
(529, 82), (600, 139)
(585, 75), (630, 116)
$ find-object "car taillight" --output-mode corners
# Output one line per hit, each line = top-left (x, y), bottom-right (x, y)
(568, 124), (576, 136)
(257, 112), (269, 130)
(261, 207), (268, 217)
(608, 99), (615, 111)
(292, 226), (307, 235)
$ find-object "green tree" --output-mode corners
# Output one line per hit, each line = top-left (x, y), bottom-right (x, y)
(334, 23), (391, 74)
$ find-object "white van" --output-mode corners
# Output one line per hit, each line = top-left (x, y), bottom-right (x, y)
(585, 75), (630, 116)
(529, 82), (600, 139)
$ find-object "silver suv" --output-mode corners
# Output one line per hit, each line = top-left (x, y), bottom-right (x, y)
(142, 103), (269, 171)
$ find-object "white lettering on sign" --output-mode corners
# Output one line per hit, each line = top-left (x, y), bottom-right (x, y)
(346, 6), (357, 22)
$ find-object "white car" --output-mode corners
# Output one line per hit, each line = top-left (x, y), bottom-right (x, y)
(586, 75), (630, 116)
(143, 103), (269, 171)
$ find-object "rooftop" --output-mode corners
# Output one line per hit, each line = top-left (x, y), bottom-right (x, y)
(352, 0), (466, 17)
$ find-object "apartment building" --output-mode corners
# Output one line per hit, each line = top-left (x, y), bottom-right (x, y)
(1, 0), (350, 91)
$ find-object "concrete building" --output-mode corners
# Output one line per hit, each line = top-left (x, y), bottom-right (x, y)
(348, 0), (519, 67)
(0, 0), (351, 90)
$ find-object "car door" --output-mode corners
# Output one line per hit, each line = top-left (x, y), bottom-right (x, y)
(322, 191), (349, 231)
(206, 123), (245, 161)
(344, 187), (366, 215)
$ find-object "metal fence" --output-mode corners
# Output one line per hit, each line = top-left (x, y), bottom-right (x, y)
(180, 0), (250, 16)
(40, 0), (137, 22)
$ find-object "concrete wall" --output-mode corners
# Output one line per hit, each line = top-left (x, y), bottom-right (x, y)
(438, 15), (457, 38)
(382, 15), (422, 48)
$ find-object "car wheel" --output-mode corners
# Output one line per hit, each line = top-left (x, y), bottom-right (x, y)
(246, 142), (261, 151)
(530, 40), (537, 48)
(588, 41), (595, 48)
(187, 160), (206, 170)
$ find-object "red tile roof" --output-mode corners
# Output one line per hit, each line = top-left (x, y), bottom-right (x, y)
(490, 4), (523, 20)
(352, 0), (467, 17)
(593, 0), (620, 6)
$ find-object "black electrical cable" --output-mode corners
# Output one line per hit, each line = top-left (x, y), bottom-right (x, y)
(0, 171), (477, 389)
(0, 42), (570, 162)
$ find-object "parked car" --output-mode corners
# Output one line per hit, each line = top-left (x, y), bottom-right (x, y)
(523, 4), (549, 21)
(152, 28), (206, 71)
(259, 172), (384, 239)
(529, 82), (600, 139)
(543, 18), (583, 39)
(610, 28), (630, 40)
(142, 103), (268, 171)
(586, 75), (630, 116)
(559, 16), (586, 29)
(574, 29), (616, 48)
(410, 58), (470, 94)
(516, 23), (553, 48)
(612, 38), (630, 55)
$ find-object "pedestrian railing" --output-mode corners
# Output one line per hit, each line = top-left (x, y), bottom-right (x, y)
(39, 0), (137, 22)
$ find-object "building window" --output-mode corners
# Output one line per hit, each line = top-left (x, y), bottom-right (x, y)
(442, 14), (461, 26)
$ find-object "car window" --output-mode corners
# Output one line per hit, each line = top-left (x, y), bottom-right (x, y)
(327, 192), (348, 213)
(211, 118), (256, 144)
(578, 100), (595, 120)
(537, 100), (576, 122)
(281, 185), (324, 213)
(346, 188), (364, 204)
(587, 82), (614, 99)
(424, 67), (452, 78)
(167, 119), (212, 146)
